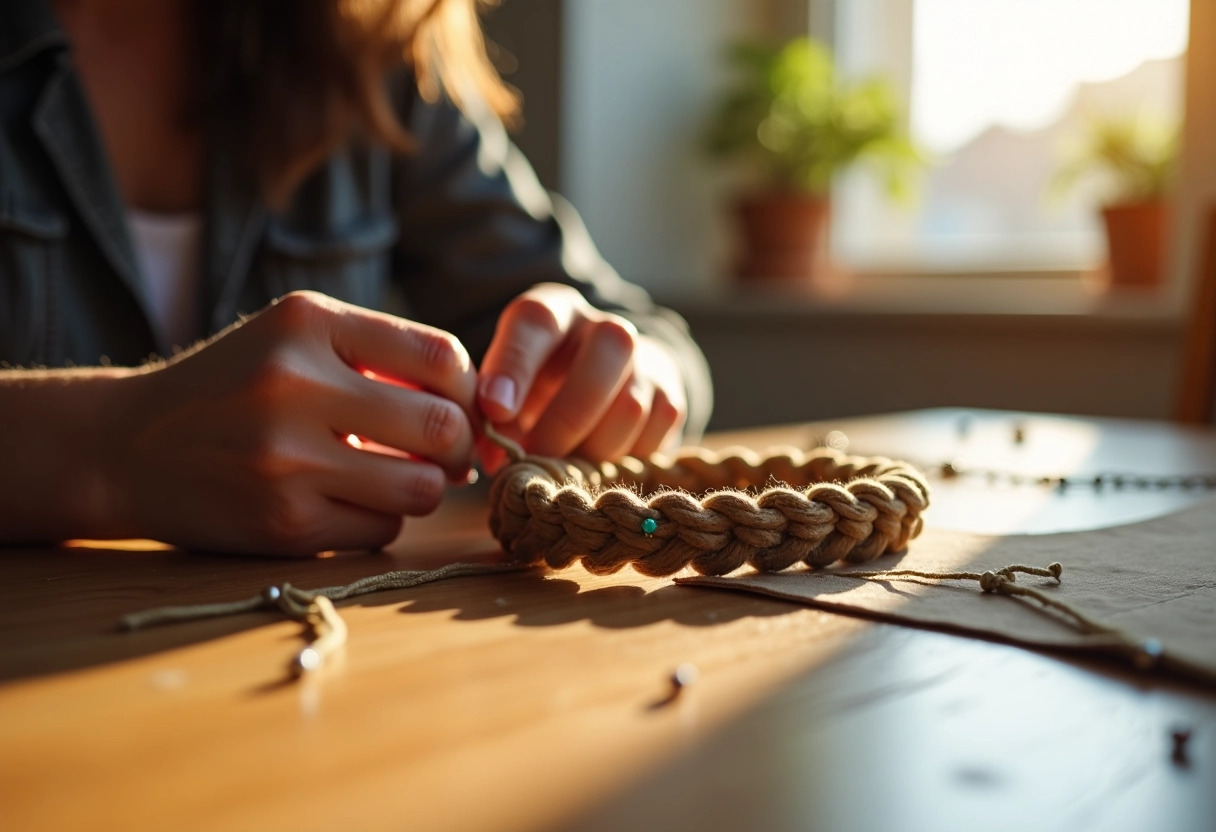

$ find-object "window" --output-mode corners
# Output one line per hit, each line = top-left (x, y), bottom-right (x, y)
(821, 0), (1189, 275)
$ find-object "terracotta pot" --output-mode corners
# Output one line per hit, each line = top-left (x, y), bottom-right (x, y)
(1101, 199), (1169, 287)
(733, 193), (830, 283)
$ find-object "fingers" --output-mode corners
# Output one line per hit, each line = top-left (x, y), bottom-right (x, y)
(576, 375), (651, 461)
(524, 317), (636, 457)
(321, 445), (447, 518)
(312, 502), (404, 553)
(336, 381), (474, 479)
(629, 387), (686, 458)
(254, 441), (443, 555)
(253, 488), (404, 556)
(259, 293), (478, 478)
(310, 293), (477, 411)
(477, 285), (578, 423)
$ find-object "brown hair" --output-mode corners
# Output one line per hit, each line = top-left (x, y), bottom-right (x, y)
(197, 0), (519, 206)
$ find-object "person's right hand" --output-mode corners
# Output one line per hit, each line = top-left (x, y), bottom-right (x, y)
(111, 291), (477, 555)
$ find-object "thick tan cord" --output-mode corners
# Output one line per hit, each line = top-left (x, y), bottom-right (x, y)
(483, 422), (932, 576)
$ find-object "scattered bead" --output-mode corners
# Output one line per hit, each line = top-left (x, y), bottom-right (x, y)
(670, 663), (699, 694)
(651, 662), (701, 709)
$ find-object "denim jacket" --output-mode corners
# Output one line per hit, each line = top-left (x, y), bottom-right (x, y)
(0, 0), (712, 433)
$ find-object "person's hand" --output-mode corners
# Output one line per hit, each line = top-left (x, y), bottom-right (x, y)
(112, 291), (477, 555)
(476, 283), (687, 469)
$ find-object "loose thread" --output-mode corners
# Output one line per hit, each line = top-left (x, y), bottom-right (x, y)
(120, 563), (532, 678)
(483, 420), (526, 464)
(837, 561), (1169, 671)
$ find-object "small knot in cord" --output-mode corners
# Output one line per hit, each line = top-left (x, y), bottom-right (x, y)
(1048, 562), (1063, 580)
(980, 569), (1016, 593)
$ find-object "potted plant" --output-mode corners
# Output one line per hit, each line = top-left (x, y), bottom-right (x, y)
(1054, 114), (1179, 287)
(705, 37), (921, 284)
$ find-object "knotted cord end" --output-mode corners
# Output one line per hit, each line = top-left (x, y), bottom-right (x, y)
(979, 570), (1009, 593)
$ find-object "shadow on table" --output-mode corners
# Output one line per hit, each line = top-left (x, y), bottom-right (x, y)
(393, 569), (802, 629)
(0, 538), (804, 683)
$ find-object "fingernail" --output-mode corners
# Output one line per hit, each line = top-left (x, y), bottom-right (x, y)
(482, 374), (516, 415)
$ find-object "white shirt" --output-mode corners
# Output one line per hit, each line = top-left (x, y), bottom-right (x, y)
(127, 210), (203, 351)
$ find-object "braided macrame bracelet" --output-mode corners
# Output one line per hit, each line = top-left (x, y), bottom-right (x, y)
(486, 424), (931, 577)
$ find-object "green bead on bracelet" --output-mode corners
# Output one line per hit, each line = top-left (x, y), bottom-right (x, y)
(641, 517), (658, 535)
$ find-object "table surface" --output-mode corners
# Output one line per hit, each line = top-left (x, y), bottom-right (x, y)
(2, 408), (1215, 832)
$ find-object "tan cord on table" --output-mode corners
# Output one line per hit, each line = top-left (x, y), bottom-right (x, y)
(831, 561), (1216, 683)
(119, 563), (530, 676)
(484, 421), (932, 576)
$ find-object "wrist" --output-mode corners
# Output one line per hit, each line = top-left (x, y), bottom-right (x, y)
(0, 365), (148, 542)
(75, 368), (150, 539)
(47, 367), (150, 540)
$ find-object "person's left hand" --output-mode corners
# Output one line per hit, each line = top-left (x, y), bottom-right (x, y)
(477, 283), (687, 469)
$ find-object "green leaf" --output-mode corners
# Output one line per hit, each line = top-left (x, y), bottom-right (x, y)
(702, 36), (924, 197)
(1052, 112), (1180, 204)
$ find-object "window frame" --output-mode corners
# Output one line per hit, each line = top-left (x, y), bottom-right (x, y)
(799, 0), (1207, 313)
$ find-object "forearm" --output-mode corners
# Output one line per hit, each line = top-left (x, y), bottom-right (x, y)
(0, 367), (145, 543)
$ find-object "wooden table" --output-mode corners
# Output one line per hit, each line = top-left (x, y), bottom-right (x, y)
(1, 408), (1214, 832)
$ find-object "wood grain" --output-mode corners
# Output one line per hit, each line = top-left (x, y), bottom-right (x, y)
(1, 408), (1214, 832)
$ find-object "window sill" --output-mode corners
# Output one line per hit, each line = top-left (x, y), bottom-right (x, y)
(660, 271), (1187, 331)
